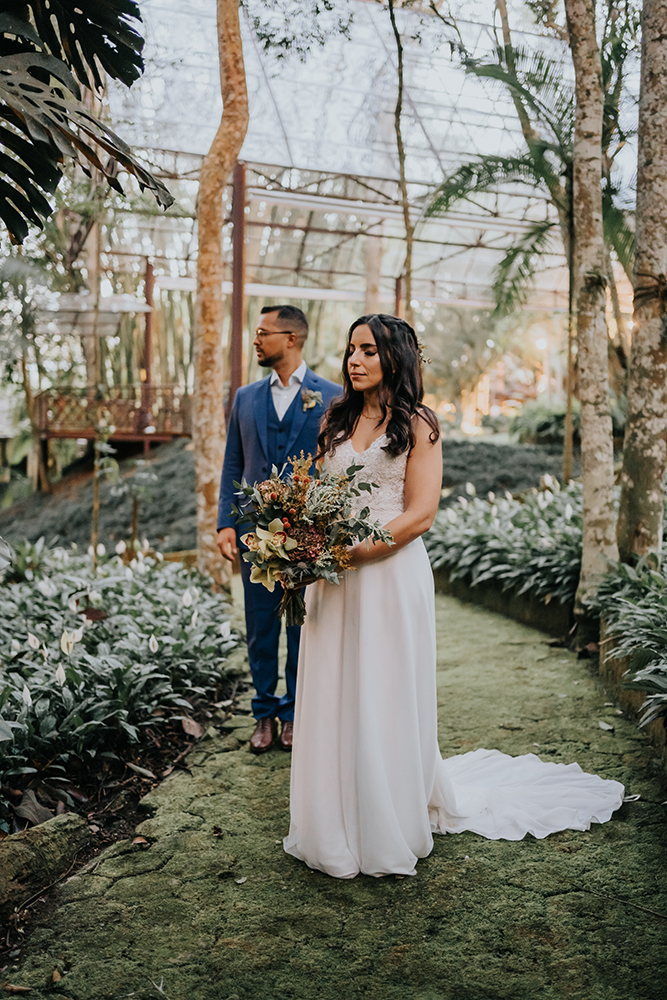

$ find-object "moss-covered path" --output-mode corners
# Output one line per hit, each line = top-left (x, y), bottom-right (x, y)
(13, 596), (667, 1000)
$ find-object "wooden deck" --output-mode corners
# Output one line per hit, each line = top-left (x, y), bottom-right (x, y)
(34, 385), (192, 441)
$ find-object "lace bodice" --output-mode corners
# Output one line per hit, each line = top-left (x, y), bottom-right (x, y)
(326, 434), (408, 524)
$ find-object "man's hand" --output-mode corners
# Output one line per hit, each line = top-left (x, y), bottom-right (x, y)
(217, 528), (238, 562)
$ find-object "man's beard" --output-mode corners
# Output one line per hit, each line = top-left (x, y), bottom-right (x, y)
(257, 355), (279, 368)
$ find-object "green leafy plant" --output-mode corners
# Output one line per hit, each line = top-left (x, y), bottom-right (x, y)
(510, 399), (626, 446)
(0, 540), (241, 818)
(425, 479), (584, 606)
(0, 2), (173, 243)
(595, 561), (667, 728)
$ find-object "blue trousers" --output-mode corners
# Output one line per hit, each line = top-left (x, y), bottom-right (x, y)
(240, 554), (300, 721)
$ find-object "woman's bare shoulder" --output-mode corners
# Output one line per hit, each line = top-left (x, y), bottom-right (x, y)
(411, 406), (440, 445)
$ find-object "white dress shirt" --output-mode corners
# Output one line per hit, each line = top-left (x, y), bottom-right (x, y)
(270, 360), (307, 421)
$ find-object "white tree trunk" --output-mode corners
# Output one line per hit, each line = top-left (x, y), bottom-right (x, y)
(616, 0), (667, 565)
(194, 0), (249, 586)
(564, 0), (618, 607)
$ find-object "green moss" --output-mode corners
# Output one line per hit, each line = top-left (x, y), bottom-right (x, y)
(14, 596), (667, 1000)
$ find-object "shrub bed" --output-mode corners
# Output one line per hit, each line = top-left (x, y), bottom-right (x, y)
(0, 539), (242, 833)
(440, 438), (581, 509)
(425, 479), (583, 606)
(595, 563), (667, 731)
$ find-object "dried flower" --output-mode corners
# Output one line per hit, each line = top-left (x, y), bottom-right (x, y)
(301, 388), (323, 411)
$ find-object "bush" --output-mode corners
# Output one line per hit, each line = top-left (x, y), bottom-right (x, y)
(0, 540), (241, 827)
(440, 439), (578, 506)
(425, 479), (584, 606)
(510, 399), (626, 445)
(594, 562), (667, 728)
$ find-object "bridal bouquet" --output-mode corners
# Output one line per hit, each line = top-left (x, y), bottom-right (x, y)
(233, 455), (393, 626)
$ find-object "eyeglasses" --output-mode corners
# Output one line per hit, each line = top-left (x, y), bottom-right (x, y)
(255, 329), (293, 339)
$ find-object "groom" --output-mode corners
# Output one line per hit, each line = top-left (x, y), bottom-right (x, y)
(217, 305), (340, 753)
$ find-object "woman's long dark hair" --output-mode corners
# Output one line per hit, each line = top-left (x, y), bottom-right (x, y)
(318, 314), (440, 459)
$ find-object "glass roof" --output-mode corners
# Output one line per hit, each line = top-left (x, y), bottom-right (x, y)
(105, 0), (634, 314)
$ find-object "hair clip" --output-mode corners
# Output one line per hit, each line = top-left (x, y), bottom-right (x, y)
(416, 337), (431, 364)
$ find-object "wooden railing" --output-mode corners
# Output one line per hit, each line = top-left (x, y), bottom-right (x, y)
(34, 385), (192, 439)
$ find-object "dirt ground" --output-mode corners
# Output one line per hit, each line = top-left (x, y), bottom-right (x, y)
(7, 594), (667, 1000)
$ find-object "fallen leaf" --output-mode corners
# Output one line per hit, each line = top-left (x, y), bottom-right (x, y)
(3, 986), (33, 994)
(88, 824), (100, 834)
(598, 720), (614, 731)
(13, 790), (53, 826)
(61, 784), (89, 804)
(623, 793), (641, 802)
(212, 826), (225, 838)
(125, 762), (156, 779)
(51, 970), (62, 983)
(84, 607), (108, 621)
(181, 717), (204, 739)
(132, 836), (149, 847)
(235, 877), (247, 884)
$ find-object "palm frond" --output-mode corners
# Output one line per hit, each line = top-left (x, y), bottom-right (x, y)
(603, 193), (634, 282)
(426, 155), (540, 217)
(492, 219), (558, 317)
(464, 48), (574, 152)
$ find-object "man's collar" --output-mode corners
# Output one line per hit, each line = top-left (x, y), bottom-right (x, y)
(270, 359), (307, 386)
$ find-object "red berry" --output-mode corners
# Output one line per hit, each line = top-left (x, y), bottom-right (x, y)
(270, 492), (277, 500)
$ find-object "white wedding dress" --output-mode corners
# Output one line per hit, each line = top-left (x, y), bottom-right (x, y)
(283, 436), (625, 878)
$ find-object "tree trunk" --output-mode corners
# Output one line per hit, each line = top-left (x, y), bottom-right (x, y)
(194, 0), (249, 587)
(616, 0), (667, 565)
(91, 438), (100, 572)
(564, 0), (618, 608)
(388, 0), (414, 327)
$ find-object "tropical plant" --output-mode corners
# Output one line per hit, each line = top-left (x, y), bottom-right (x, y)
(510, 398), (625, 446)
(0, 538), (241, 824)
(595, 560), (667, 727)
(424, 479), (584, 606)
(426, 1), (637, 316)
(0, 1), (173, 243)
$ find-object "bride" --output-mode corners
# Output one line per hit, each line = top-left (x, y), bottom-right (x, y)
(283, 314), (624, 879)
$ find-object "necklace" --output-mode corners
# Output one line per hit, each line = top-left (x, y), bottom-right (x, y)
(360, 411), (383, 420)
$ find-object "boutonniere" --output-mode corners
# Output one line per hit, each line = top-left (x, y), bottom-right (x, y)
(302, 389), (323, 412)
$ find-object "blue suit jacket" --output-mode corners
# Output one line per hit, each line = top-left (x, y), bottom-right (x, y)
(217, 368), (341, 532)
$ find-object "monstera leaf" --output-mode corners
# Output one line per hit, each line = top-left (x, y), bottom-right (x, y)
(0, 5), (173, 243)
(9, 0), (145, 90)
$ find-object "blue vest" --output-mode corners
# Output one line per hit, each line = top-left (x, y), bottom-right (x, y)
(266, 390), (300, 473)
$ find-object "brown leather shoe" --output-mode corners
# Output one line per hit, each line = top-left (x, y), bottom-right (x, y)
(250, 717), (277, 754)
(279, 720), (294, 752)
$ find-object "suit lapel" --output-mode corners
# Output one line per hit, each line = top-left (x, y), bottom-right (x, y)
(284, 369), (316, 460)
(254, 377), (271, 459)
